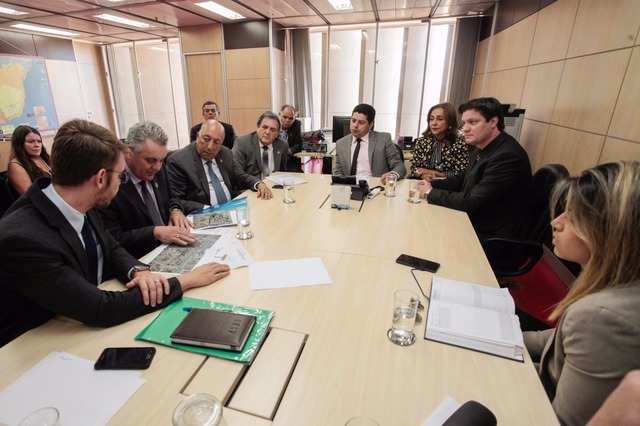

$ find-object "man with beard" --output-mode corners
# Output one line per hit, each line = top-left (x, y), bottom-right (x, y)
(0, 119), (230, 347)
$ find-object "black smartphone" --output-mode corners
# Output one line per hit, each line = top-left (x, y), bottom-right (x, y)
(396, 254), (440, 273)
(94, 347), (156, 370)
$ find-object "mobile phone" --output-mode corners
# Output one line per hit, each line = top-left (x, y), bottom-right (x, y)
(94, 347), (156, 370)
(396, 254), (440, 273)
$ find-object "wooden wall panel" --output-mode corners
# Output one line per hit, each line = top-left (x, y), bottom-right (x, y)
(470, 74), (483, 99)
(229, 108), (269, 136)
(529, 0), (578, 65)
(541, 126), (604, 175)
(551, 50), (630, 134)
(519, 120), (550, 172)
(483, 71), (503, 99)
(608, 47), (640, 141)
(498, 67), (526, 106)
(226, 48), (271, 80)
(272, 48), (286, 110)
(474, 38), (489, 75)
(185, 53), (225, 127)
(599, 138), (640, 164)
(181, 25), (223, 53)
(227, 80), (271, 109)
(487, 28), (511, 73)
(503, 14), (536, 69)
(567, 0), (640, 58)
(520, 61), (563, 122)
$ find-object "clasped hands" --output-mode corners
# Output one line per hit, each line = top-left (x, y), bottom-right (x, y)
(415, 168), (445, 182)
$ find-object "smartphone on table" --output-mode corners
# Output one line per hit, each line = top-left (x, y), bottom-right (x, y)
(94, 347), (156, 370)
(395, 254), (440, 273)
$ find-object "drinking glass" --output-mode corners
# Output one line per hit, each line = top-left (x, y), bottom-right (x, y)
(384, 172), (397, 197)
(172, 394), (222, 426)
(283, 178), (295, 204)
(18, 407), (60, 426)
(407, 182), (421, 204)
(387, 289), (419, 346)
(235, 206), (253, 240)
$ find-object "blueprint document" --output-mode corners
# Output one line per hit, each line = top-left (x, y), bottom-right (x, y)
(145, 228), (252, 272)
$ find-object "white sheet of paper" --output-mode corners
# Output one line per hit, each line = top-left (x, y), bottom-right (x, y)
(249, 257), (332, 290)
(266, 174), (307, 185)
(0, 351), (145, 426)
(420, 396), (462, 426)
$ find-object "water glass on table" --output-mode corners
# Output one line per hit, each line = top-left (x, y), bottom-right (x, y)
(384, 172), (397, 197)
(387, 289), (419, 346)
(235, 206), (254, 240)
(408, 181), (421, 204)
(283, 178), (296, 204)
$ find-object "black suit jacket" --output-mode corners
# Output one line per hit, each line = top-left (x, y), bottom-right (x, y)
(190, 121), (236, 149)
(99, 168), (183, 259)
(284, 119), (303, 154)
(166, 142), (260, 213)
(0, 178), (183, 347)
(428, 132), (532, 240)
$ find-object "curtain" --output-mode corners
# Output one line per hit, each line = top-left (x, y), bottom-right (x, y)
(448, 17), (481, 110)
(287, 29), (314, 128)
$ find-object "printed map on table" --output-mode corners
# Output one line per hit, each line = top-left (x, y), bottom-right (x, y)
(148, 234), (221, 274)
(0, 54), (58, 136)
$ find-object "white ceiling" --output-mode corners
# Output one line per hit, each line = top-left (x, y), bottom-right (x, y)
(0, 0), (496, 44)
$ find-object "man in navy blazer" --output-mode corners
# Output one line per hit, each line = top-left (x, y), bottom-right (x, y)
(0, 119), (230, 347)
(418, 97), (532, 241)
(278, 105), (304, 172)
(190, 101), (236, 149)
(100, 121), (195, 259)
(167, 120), (273, 214)
(334, 103), (406, 184)
(232, 111), (289, 179)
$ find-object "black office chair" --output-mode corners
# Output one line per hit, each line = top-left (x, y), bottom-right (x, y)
(0, 171), (17, 218)
(482, 164), (569, 279)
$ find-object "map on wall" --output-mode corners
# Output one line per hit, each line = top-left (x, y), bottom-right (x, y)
(0, 54), (59, 137)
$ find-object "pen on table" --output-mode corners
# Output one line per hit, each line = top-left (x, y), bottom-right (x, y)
(183, 306), (233, 312)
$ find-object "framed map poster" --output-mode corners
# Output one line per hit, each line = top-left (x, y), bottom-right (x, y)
(0, 54), (59, 136)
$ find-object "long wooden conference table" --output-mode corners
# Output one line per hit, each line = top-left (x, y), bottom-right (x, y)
(0, 173), (558, 425)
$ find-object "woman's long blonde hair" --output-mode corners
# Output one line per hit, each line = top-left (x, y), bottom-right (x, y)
(549, 161), (640, 320)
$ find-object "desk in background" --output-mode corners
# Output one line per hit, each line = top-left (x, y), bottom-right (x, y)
(0, 174), (558, 425)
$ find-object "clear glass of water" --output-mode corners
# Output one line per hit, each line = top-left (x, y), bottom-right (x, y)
(235, 206), (254, 240)
(388, 289), (419, 346)
(407, 182), (421, 204)
(283, 178), (295, 204)
(172, 393), (222, 426)
(384, 172), (397, 197)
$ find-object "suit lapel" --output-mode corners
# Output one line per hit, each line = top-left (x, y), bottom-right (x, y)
(253, 134), (264, 174)
(191, 143), (210, 199)
(121, 180), (150, 220)
(151, 175), (168, 223)
(216, 154), (232, 195)
(367, 131), (376, 166)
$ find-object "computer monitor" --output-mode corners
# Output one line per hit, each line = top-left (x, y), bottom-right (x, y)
(332, 116), (351, 142)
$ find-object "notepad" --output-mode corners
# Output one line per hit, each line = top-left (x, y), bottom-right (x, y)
(171, 308), (256, 352)
(424, 277), (524, 362)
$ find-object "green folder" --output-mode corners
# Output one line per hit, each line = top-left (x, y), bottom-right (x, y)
(136, 297), (275, 364)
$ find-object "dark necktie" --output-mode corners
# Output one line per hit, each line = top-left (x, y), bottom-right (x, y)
(350, 138), (362, 176)
(139, 181), (164, 226)
(205, 160), (228, 204)
(262, 145), (270, 177)
(81, 217), (98, 285)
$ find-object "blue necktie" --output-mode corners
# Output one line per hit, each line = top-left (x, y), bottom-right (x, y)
(81, 216), (98, 285)
(205, 160), (228, 204)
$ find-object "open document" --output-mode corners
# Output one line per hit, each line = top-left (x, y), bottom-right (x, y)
(424, 276), (524, 362)
(266, 174), (307, 186)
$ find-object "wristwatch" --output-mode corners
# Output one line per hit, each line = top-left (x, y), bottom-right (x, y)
(128, 264), (151, 280)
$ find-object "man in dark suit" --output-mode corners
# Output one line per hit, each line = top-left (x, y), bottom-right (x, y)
(278, 105), (303, 172)
(334, 103), (406, 184)
(100, 121), (195, 259)
(167, 119), (273, 214)
(190, 101), (236, 149)
(418, 97), (532, 241)
(0, 119), (230, 347)
(232, 111), (288, 179)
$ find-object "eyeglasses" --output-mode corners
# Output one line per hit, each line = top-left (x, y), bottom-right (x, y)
(106, 169), (129, 184)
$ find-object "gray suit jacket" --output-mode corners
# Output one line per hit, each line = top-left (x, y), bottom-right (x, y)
(166, 142), (260, 213)
(334, 130), (406, 178)
(232, 132), (288, 179)
(524, 283), (640, 425)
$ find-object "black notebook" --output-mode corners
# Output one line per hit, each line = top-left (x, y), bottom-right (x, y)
(170, 308), (256, 352)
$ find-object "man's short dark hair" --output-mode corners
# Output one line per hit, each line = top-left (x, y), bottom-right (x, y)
(51, 119), (126, 186)
(458, 97), (505, 131)
(257, 111), (281, 131)
(201, 101), (219, 113)
(352, 104), (376, 123)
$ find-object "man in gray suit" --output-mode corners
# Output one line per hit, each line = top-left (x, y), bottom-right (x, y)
(334, 103), (406, 184)
(167, 120), (273, 214)
(232, 111), (288, 179)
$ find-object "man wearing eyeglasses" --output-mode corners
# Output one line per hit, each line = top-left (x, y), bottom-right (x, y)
(232, 111), (289, 180)
(168, 119), (273, 214)
(189, 101), (236, 149)
(0, 119), (231, 348)
(100, 121), (195, 259)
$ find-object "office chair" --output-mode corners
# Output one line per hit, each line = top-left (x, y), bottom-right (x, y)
(483, 164), (569, 279)
(0, 171), (17, 218)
